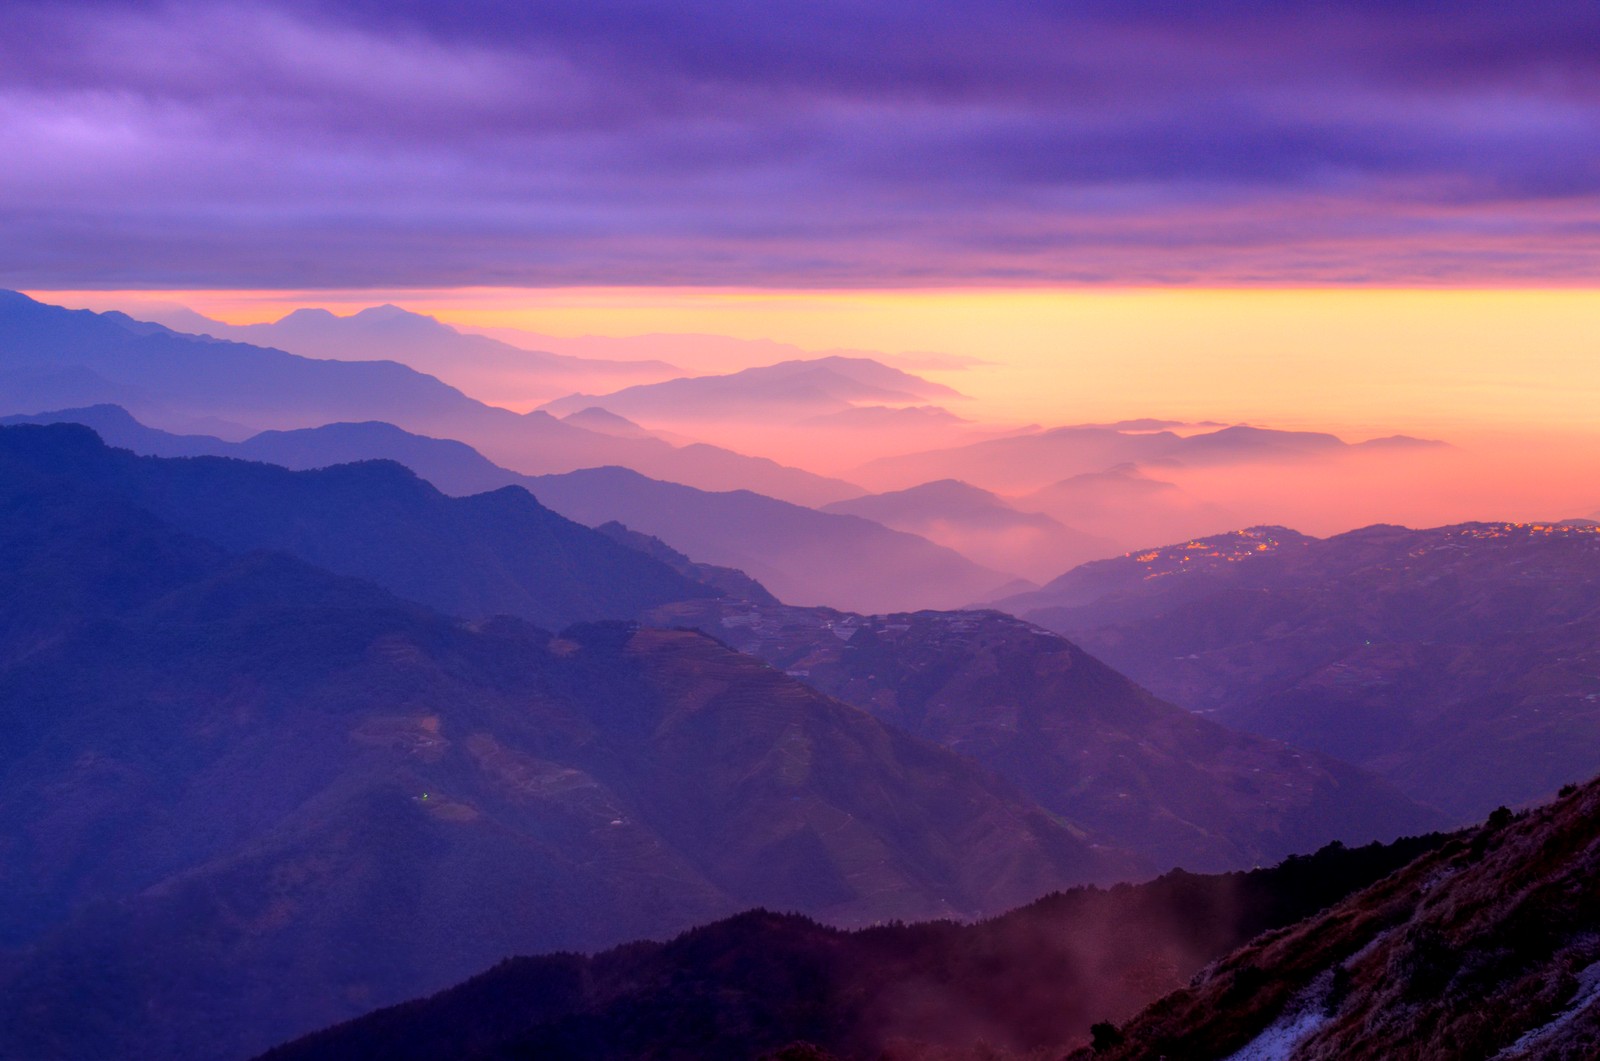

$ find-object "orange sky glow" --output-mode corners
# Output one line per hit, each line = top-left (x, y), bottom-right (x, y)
(34, 286), (1600, 436)
(24, 285), (1600, 528)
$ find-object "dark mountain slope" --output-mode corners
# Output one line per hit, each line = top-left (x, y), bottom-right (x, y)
(1077, 774), (1600, 1061)
(644, 597), (1445, 874)
(0, 453), (1118, 1060)
(258, 833), (1447, 1061)
(0, 423), (714, 629)
(594, 520), (780, 604)
(5, 409), (1010, 613)
(1000, 522), (1600, 818)
(2, 404), (538, 494)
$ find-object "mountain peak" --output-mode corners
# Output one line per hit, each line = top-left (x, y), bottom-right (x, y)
(276, 307), (339, 324)
(353, 303), (414, 320)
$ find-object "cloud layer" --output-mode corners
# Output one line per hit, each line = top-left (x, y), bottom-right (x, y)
(5, 0), (1599, 287)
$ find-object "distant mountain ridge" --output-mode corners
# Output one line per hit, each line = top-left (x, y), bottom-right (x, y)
(0, 292), (861, 505)
(853, 421), (1447, 494)
(526, 466), (1020, 612)
(128, 302), (679, 406)
(5, 406), (1018, 613)
(0, 422), (717, 631)
(537, 355), (963, 422)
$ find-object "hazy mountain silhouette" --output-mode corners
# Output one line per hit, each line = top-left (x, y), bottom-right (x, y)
(822, 478), (1116, 582)
(0, 434), (1125, 1060)
(258, 833), (1447, 1061)
(558, 406), (659, 438)
(4, 408), (1018, 613)
(143, 302), (678, 405)
(1076, 776), (1600, 1061)
(462, 324), (972, 378)
(643, 597), (1444, 873)
(0, 423), (716, 630)
(1000, 522), (1600, 819)
(526, 467), (1023, 612)
(538, 356), (961, 422)
(1015, 463), (1243, 555)
(0, 293), (861, 505)
(853, 422), (1446, 494)
(800, 403), (969, 428)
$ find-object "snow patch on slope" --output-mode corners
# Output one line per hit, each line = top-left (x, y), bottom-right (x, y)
(1221, 970), (1335, 1061)
(1494, 957), (1600, 1059)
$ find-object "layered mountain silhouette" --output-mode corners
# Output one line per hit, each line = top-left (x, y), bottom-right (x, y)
(460, 325), (964, 378)
(854, 422), (1445, 494)
(0, 429), (1127, 1060)
(258, 833), (1447, 1061)
(142, 303), (678, 405)
(642, 597), (1443, 873)
(537, 356), (962, 422)
(558, 405), (660, 438)
(0, 423), (716, 631)
(525, 467), (1020, 612)
(0, 292), (860, 505)
(1076, 775), (1600, 1060)
(999, 522), (1600, 818)
(6, 407), (1020, 613)
(822, 478), (1116, 582)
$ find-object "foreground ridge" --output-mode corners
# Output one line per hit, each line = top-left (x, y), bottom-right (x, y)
(1077, 775), (1600, 1061)
(258, 834), (1447, 1060)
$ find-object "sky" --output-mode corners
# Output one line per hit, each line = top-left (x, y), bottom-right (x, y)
(5, 0), (1600, 289)
(7, 1), (1600, 453)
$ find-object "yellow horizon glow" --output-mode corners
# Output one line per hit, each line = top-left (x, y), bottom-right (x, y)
(26, 286), (1600, 438)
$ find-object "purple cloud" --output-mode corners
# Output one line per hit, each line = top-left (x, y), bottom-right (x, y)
(2, 0), (1598, 287)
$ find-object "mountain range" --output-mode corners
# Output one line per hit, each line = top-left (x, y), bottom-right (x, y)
(0, 428), (1125, 1060)
(2, 407), (1021, 612)
(0, 292), (861, 506)
(130, 302), (679, 407)
(6, 287), (1581, 1061)
(853, 422), (1446, 494)
(0, 421), (1439, 874)
(537, 356), (962, 422)
(999, 521), (1600, 818)
(0, 422), (716, 632)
